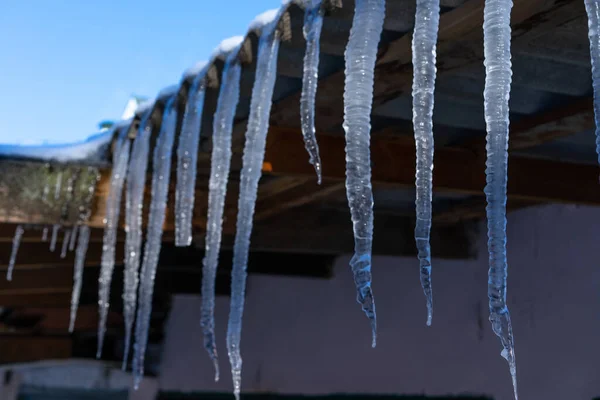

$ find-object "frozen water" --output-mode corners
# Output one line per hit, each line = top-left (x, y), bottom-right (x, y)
(342, 0), (385, 347)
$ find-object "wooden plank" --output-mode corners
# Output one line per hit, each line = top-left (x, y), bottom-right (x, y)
(252, 180), (344, 223)
(0, 292), (72, 308)
(262, 126), (600, 205)
(433, 197), (541, 225)
(269, 0), (572, 132)
(0, 336), (72, 364)
(226, 206), (478, 259)
(458, 97), (595, 151)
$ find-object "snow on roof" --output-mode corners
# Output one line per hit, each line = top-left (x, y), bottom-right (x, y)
(121, 98), (141, 120)
(249, 8), (281, 31)
(136, 99), (155, 115)
(182, 60), (209, 80)
(212, 36), (245, 59)
(0, 130), (113, 163)
(158, 84), (179, 99)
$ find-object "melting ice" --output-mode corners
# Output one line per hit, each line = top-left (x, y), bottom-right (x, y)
(341, 0), (385, 347)
(69, 225), (91, 333)
(227, 16), (281, 400)
(300, 0), (324, 184)
(412, 0), (440, 326)
(201, 50), (242, 382)
(133, 97), (177, 388)
(7, 225), (24, 281)
(483, 0), (518, 398)
(123, 109), (154, 369)
(175, 71), (206, 247)
(98, 126), (132, 358)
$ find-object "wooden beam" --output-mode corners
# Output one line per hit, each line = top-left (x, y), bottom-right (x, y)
(0, 336), (72, 364)
(269, 0), (572, 132)
(458, 97), (595, 152)
(433, 197), (542, 225)
(252, 180), (344, 223)
(222, 206), (478, 259)
(263, 126), (600, 205)
(509, 97), (594, 150)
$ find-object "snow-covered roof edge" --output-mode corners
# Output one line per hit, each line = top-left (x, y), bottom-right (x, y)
(0, 130), (113, 164)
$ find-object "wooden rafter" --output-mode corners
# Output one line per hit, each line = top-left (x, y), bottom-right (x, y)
(263, 127), (600, 205)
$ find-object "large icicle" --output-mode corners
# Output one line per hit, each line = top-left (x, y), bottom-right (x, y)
(7, 225), (24, 281)
(202, 52), (242, 383)
(175, 72), (206, 247)
(69, 225), (91, 333)
(585, 0), (600, 161)
(483, 0), (518, 398)
(300, 0), (324, 183)
(412, 0), (440, 327)
(342, 0), (385, 347)
(132, 97), (177, 388)
(123, 110), (154, 369)
(227, 20), (280, 400)
(97, 127), (132, 358)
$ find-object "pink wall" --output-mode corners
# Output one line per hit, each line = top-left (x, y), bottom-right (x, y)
(159, 204), (600, 400)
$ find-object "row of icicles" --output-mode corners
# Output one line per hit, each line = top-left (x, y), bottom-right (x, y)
(7, 166), (99, 334)
(8, 0), (600, 399)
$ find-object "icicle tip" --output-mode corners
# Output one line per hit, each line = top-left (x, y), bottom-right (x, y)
(214, 361), (220, 382)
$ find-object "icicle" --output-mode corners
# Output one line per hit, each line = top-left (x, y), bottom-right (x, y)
(54, 171), (63, 200)
(412, 0), (440, 327)
(300, 0), (324, 184)
(132, 97), (177, 388)
(123, 110), (154, 369)
(50, 224), (60, 252)
(202, 53), (242, 383)
(342, 0), (385, 347)
(7, 225), (24, 281)
(483, 0), (518, 398)
(69, 225), (91, 333)
(175, 72), (206, 247)
(61, 230), (71, 259)
(585, 1), (600, 162)
(97, 128), (132, 358)
(227, 22), (280, 400)
(42, 183), (50, 203)
(42, 226), (48, 242)
(69, 225), (78, 252)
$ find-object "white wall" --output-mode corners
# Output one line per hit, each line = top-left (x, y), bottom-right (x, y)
(159, 204), (600, 400)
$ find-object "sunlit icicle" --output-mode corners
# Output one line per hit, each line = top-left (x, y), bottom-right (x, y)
(61, 230), (71, 259)
(7, 225), (24, 281)
(412, 0), (440, 326)
(132, 97), (178, 388)
(300, 0), (324, 184)
(50, 224), (60, 252)
(483, 0), (518, 398)
(69, 225), (91, 333)
(69, 225), (78, 252)
(585, 1), (600, 163)
(97, 127), (132, 358)
(54, 171), (63, 200)
(227, 21), (281, 400)
(123, 110), (154, 369)
(175, 71), (207, 247)
(342, 0), (385, 347)
(202, 52), (242, 382)
(42, 226), (48, 242)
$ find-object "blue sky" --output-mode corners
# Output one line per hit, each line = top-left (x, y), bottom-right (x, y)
(0, 0), (282, 145)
